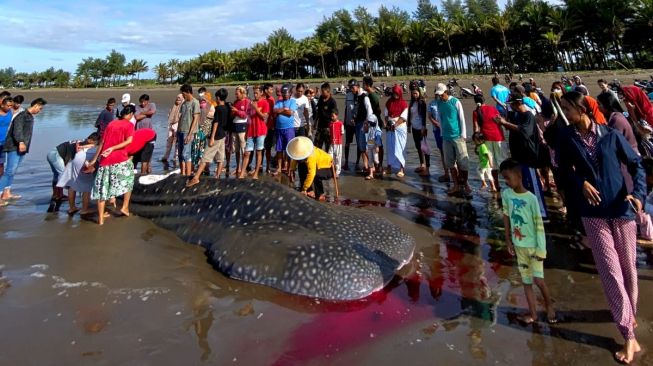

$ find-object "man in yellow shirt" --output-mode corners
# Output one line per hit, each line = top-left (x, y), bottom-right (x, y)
(287, 136), (339, 200)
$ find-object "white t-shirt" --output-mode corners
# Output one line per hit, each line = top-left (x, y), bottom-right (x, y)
(293, 95), (310, 128)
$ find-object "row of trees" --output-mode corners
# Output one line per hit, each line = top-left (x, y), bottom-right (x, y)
(0, 67), (71, 89)
(73, 50), (148, 88)
(4, 0), (653, 89)
(149, 0), (653, 84)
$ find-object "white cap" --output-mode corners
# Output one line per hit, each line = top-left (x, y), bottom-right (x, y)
(435, 83), (447, 95)
(121, 93), (131, 103)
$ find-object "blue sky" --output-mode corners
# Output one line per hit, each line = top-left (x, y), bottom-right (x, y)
(0, 0), (522, 74)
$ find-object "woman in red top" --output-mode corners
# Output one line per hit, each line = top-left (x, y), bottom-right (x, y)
(472, 94), (505, 188)
(88, 105), (135, 225)
(231, 86), (250, 177)
(240, 85), (269, 180)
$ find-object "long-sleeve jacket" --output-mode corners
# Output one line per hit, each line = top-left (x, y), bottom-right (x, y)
(559, 123), (645, 220)
(290, 148), (333, 191)
(3, 111), (34, 153)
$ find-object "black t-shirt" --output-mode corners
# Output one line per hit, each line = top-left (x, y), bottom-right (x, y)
(316, 96), (338, 129)
(508, 111), (540, 167)
(213, 104), (228, 140)
(56, 140), (81, 165)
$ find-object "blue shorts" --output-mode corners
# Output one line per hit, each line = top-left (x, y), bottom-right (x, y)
(276, 128), (295, 153)
(432, 127), (443, 151)
(246, 135), (265, 152)
(176, 131), (191, 162)
(355, 121), (366, 151)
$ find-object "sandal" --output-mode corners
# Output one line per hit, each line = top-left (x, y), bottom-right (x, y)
(396, 171), (405, 178)
(365, 175), (374, 180)
(517, 314), (536, 325)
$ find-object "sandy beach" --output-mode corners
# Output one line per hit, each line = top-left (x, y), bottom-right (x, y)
(1, 71), (652, 365)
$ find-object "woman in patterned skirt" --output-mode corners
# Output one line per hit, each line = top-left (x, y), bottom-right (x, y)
(87, 105), (135, 225)
(558, 91), (644, 364)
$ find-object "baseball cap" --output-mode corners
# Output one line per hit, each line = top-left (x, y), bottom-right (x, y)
(348, 79), (359, 88)
(121, 93), (131, 103)
(435, 83), (447, 95)
(281, 84), (292, 95)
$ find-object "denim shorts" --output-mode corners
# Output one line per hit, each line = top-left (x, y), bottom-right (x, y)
(246, 135), (265, 152)
(176, 131), (191, 162)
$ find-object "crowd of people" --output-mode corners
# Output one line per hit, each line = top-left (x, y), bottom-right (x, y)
(0, 72), (651, 363)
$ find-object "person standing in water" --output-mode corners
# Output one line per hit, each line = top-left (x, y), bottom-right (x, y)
(0, 98), (47, 207)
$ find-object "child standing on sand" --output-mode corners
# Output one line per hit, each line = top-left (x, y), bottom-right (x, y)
(473, 132), (496, 191)
(329, 111), (344, 178)
(500, 158), (556, 324)
(364, 117), (382, 180)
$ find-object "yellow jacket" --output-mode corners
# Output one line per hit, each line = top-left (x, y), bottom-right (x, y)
(290, 147), (333, 191)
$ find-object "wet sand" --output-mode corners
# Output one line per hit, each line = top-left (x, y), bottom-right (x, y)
(1, 72), (653, 365)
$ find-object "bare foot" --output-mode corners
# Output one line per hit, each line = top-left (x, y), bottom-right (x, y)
(186, 178), (200, 187)
(615, 339), (641, 364)
(67, 207), (80, 216)
(118, 209), (130, 217)
(252, 175), (259, 180)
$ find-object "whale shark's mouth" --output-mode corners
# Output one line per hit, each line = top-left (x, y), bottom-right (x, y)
(138, 170), (181, 185)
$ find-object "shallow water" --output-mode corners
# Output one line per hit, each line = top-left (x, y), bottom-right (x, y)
(1, 103), (652, 365)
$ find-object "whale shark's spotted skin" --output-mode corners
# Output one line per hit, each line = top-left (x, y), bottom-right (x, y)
(130, 175), (416, 300)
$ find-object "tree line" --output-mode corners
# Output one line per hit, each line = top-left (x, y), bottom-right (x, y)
(151, 0), (653, 84)
(2, 0), (652, 89)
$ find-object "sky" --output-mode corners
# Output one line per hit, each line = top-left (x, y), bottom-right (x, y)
(0, 0), (522, 75)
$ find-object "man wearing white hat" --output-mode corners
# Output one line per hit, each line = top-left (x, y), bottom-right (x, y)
(434, 82), (470, 196)
(116, 93), (136, 125)
(287, 136), (339, 200)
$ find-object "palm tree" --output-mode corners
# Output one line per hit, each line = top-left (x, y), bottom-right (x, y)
(427, 16), (461, 73)
(542, 31), (563, 68)
(167, 59), (180, 84)
(485, 11), (513, 74)
(351, 25), (377, 74)
(283, 40), (307, 79)
(153, 63), (169, 84)
(325, 30), (348, 77)
(310, 37), (331, 78)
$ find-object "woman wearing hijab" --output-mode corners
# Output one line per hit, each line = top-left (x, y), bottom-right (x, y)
(191, 95), (215, 169)
(621, 85), (653, 157)
(384, 85), (409, 178)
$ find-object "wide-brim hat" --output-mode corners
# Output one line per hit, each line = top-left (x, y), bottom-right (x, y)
(286, 136), (314, 161)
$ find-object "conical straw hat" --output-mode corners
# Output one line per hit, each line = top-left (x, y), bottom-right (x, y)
(286, 136), (314, 160)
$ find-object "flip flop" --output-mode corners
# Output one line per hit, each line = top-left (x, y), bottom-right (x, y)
(365, 175), (374, 180)
(396, 172), (405, 178)
(517, 314), (536, 325)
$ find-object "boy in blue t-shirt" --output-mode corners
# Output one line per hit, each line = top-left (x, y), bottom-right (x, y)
(500, 158), (556, 324)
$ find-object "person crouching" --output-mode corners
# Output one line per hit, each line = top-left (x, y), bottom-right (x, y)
(287, 136), (339, 201)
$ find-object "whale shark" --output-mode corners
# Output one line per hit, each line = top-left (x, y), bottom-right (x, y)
(129, 173), (416, 301)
